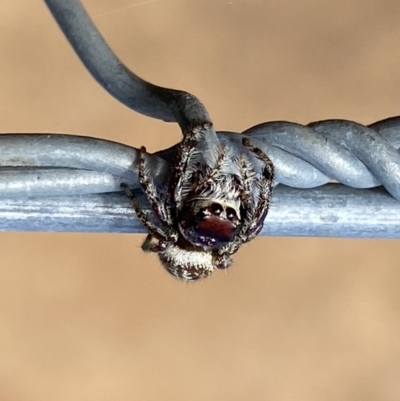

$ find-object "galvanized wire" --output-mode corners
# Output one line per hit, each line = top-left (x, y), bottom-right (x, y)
(1, 185), (399, 238)
(3, 117), (400, 196)
(1, 0), (399, 237)
(2, 118), (400, 237)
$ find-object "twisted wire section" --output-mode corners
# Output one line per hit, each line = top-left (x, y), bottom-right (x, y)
(0, 115), (400, 237)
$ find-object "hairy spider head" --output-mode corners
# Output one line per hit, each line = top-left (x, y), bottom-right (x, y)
(178, 198), (241, 249)
(157, 239), (232, 281)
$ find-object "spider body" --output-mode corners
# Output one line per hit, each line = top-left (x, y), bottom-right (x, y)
(122, 126), (274, 280)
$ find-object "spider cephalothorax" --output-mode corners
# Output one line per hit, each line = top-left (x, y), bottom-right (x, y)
(122, 125), (274, 280)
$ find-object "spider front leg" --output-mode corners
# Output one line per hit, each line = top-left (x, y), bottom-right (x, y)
(241, 138), (274, 241)
(136, 146), (171, 225)
(121, 183), (177, 242)
(167, 123), (210, 210)
(214, 154), (255, 261)
(215, 140), (274, 262)
(191, 144), (229, 193)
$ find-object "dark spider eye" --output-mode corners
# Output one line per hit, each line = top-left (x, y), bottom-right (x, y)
(210, 203), (223, 216)
(226, 207), (237, 221)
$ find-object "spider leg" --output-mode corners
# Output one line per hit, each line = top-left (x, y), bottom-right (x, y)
(137, 146), (172, 225)
(142, 234), (165, 253)
(173, 166), (195, 211)
(215, 140), (274, 260)
(243, 175), (273, 242)
(192, 144), (228, 194)
(215, 155), (254, 258)
(175, 144), (229, 208)
(242, 138), (274, 240)
(121, 183), (177, 242)
(236, 153), (257, 231)
(167, 124), (209, 210)
(213, 251), (233, 270)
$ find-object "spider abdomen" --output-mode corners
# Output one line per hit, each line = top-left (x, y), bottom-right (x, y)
(159, 243), (214, 281)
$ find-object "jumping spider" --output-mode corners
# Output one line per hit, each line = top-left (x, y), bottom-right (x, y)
(122, 124), (274, 280)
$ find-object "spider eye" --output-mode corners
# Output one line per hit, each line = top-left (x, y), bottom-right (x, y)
(226, 207), (237, 221)
(211, 203), (223, 216)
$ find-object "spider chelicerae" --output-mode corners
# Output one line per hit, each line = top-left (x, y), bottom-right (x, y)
(121, 124), (274, 280)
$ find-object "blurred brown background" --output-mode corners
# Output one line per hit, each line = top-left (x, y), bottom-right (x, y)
(0, 0), (400, 400)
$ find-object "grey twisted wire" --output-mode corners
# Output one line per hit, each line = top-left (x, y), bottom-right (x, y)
(2, 116), (400, 197)
(1, 0), (400, 237)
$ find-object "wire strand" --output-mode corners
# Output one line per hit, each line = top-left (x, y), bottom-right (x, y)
(0, 185), (399, 238)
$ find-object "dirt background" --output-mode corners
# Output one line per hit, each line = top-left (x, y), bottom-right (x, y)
(1, 0), (400, 400)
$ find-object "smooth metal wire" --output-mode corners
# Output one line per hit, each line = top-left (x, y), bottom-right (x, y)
(1, 185), (399, 238)
(1, 0), (399, 237)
